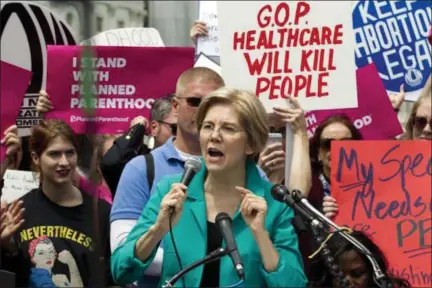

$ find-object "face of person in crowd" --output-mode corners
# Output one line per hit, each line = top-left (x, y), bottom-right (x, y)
(32, 136), (78, 186)
(413, 96), (432, 140)
(151, 109), (177, 147)
(31, 240), (56, 270)
(200, 103), (253, 173)
(318, 122), (353, 175)
(334, 250), (370, 288)
(174, 81), (221, 139)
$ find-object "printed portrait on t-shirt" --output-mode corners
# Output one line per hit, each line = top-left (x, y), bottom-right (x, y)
(28, 235), (84, 287)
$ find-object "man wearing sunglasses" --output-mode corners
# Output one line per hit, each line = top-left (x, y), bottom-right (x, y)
(150, 96), (177, 149)
(100, 96), (177, 195)
(110, 67), (225, 288)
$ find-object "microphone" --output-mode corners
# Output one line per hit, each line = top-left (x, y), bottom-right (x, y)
(272, 184), (324, 219)
(169, 159), (201, 213)
(180, 159), (202, 187)
(215, 212), (245, 280)
(271, 185), (390, 288)
(271, 184), (324, 229)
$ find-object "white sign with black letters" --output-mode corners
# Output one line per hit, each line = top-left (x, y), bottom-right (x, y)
(1, 170), (39, 203)
(83, 28), (165, 47)
(197, 1), (219, 57)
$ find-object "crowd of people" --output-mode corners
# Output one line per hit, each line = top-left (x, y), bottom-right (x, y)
(0, 22), (431, 288)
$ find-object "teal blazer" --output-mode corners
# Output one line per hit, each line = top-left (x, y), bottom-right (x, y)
(111, 160), (307, 287)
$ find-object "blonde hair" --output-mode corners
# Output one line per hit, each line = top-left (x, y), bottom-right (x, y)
(88, 134), (117, 184)
(404, 75), (432, 140)
(196, 88), (269, 158)
(176, 67), (224, 96)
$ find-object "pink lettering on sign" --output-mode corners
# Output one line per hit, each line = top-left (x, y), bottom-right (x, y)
(305, 64), (402, 140)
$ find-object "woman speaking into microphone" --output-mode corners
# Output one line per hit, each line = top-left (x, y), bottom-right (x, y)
(111, 88), (306, 287)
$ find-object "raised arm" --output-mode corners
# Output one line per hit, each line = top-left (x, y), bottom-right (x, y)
(272, 97), (312, 196)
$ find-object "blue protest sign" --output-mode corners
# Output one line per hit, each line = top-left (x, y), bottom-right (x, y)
(353, 0), (431, 101)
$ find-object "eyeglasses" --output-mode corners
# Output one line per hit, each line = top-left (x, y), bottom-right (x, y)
(176, 96), (201, 107)
(158, 121), (177, 135)
(413, 116), (431, 131)
(199, 123), (244, 137)
(319, 137), (353, 150)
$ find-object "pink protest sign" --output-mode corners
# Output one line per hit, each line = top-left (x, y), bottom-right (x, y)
(45, 46), (194, 134)
(305, 64), (402, 140)
(0, 61), (32, 162)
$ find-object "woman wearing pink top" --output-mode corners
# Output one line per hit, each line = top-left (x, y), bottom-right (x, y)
(75, 135), (117, 204)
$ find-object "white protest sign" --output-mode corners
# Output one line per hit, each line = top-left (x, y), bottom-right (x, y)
(1, 1), (78, 136)
(83, 28), (165, 47)
(197, 1), (219, 57)
(1, 169), (39, 203)
(194, 53), (222, 76)
(218, 1), (358, 112)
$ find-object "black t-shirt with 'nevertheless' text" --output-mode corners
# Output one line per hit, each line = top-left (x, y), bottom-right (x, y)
(1, 188), (112, 287)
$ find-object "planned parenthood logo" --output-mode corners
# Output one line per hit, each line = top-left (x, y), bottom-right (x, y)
(353, 1), (431, 101)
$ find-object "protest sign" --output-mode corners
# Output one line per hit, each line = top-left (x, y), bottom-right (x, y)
(197, 1), (219, 57)
(45, 46), (194, 134)
(0, 1), (77, 136)
(305, 63), (402, 140)
(1, 170), (39, 203)
(194, 52), (221, 76)
(353, 1), (432, 102)
(218, 1), (358, 112)
(332, 140), (432, 287)
(0, 61), (32, 162)
(83, 28), (165, 47)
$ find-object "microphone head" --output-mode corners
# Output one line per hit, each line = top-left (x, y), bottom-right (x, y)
(215, 212), (231, 223)
(184, 159), (201, 172)
(271, 184), (288, 202)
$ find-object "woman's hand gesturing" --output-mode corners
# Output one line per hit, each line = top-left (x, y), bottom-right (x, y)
(236, 187), (267, 233)
(0, 200), (25, 249)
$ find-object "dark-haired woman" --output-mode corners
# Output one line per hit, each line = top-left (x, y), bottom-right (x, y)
(295, 114), (363, 279)
(309, 114), (363, 219)
(308, 231), (411, 288)
(0, 119), (112, 287)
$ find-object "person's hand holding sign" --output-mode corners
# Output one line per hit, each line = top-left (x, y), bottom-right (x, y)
(190, 20), (208, 43)
(1, 125), (21, 178)
(267, 96), (311, 195)
(272, 96), (307, 134)
(1, 125), (20, 159)
(323, 196), (338, 218)
(130, 116), (149, 130)
(389, 84), (406, 111)
(36, 90), (53, 114)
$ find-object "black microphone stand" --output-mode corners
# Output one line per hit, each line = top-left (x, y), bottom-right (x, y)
(289, 190), (393, 288)
(162, 247), (231, 288)
(309, 222), (350, 288)
(283, 194), (350, 288)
